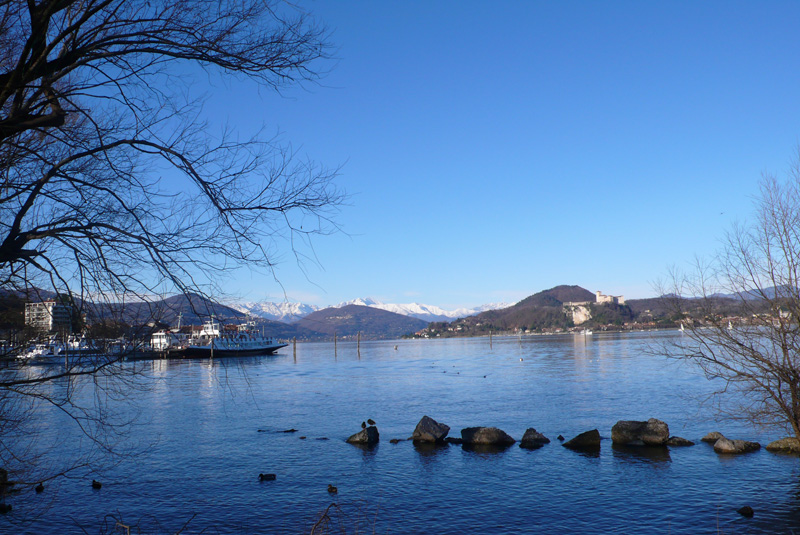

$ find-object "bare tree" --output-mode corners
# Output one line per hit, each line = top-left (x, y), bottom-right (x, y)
(0, 0), (342, 305)
(661, 157), (800, 440)
(0, 0), (341, 519)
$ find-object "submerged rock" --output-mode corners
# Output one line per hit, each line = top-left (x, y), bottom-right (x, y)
(519, 428), (550, 449)
(766, 437), (800, 454)
(665, 436), (695, 447)
(347, 426), (379, 445)
(460, 427), (516, 446)
(411, 416), (450, 443)
(737, 505), (754, 518)
(701, 431), (725, 443)
(444, 437), (463, 445)
(563, 429), (601, 450)
(611, 419), (669, 446)
(713, 437), (760, 454)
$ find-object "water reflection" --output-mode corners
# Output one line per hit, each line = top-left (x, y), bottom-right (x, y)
(611, 443), (672, 465)
(461, 443), (514, 455)
(349, 442), (380, 460)
(562, 447), (601, 460)
(413, 441), (450, 460)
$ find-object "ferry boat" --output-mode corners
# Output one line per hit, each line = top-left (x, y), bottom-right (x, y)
(182, 319), (287, 358)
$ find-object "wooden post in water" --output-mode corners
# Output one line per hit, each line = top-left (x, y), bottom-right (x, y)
(489, 330), (493, 350)
(293, 337), (297, 361)
(334, 332), (337, 358)
(210, 336), (214, 359)
(357, 331), (361, 358)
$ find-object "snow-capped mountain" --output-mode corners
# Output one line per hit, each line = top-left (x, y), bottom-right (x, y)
(230, 301), (320, 323)
(232, 297), (510, 324)
(334, 297), (511, 323)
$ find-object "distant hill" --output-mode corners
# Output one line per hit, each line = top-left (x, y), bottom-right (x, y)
(296, 304), (428, 339)
(333, 297), (512, 323)
(515, 285), (595, 308)
(421, 285), (634, 336)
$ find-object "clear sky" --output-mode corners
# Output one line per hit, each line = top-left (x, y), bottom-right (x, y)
(207, 1), (800, 309)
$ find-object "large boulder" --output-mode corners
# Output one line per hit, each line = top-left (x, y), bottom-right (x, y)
(611, 419), (669, 446)
(519, 428), (550, 449)
(346, 426), (379, 445)
(766, 437), (800, 454)
(701, 431), (725, 443)
(713, 437), (760, 454)
(460, 427), (516, 446)
(563, 429), (601, 450)
(411, 416), (450, 443)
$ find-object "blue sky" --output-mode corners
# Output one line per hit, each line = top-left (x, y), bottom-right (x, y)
(208, 1), (800, 308)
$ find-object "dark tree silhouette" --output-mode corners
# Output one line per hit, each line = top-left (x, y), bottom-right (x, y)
(0, 0), (340, 519)
(0, 0), (342, 306)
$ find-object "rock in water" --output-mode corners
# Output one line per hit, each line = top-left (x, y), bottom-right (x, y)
(665, 436), (695, 447)
(258, 473), (276, 481)
(460, 427), (516, 446)
(701, 431), (725, 443)
(766, 437), (800, 454)
(611, 419), (670, 446)
(563, 429), (601, 450)
(347, 426), (379, 445)
(713, 437), (760, 454)
(737, 505), (754, 518)
(411, 416), (450, 443)
(519, 428), (551, 449)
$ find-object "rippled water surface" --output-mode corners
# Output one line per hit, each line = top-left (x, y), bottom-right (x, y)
(8, 331), (800, 534)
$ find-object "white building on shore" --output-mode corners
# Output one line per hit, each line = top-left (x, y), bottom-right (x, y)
(25, 300), (72, 332)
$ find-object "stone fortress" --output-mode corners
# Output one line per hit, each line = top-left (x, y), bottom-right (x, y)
(563, 291), (625, 325)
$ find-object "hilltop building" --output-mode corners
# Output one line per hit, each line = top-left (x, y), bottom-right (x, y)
(563, 290), (626, 325)
(25, 300), (72, 332)
(596, 291), (625, 305)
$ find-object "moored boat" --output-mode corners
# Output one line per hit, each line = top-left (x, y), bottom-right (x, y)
(182, 319), (287, 358)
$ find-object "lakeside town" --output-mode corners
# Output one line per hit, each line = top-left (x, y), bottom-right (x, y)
(0, 283), (780, 363)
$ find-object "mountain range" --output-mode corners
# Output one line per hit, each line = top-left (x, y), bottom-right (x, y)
(230, 297), (510, 323)
(8, 283), (778, 341)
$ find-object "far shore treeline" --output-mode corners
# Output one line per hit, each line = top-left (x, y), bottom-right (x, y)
(1, 284), (768, 342)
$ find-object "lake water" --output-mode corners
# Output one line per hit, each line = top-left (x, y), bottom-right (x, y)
(6, 331), (800, 534)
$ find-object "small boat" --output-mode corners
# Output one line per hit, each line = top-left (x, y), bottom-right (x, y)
(17, 335), (121, 364)
(182, 319), (287, 358)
